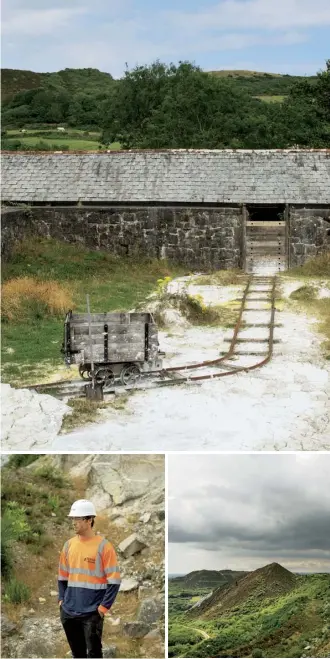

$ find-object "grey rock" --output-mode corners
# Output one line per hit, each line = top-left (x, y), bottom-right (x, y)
(103, 645), (117, 657)
(1, 615), (17, 637)
(137, 598), (163, 624)
(118, 533), (148, 558)
(119, 578), (139, 592)
(144, 629), (162, 641)
(123, 621), (151, 638)
(140, 512), (151, 524)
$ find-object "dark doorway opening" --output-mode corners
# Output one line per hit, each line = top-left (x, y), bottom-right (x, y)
(246, 204), (285, 221)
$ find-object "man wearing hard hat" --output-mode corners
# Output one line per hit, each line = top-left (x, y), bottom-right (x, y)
(58, 499), (121, 658)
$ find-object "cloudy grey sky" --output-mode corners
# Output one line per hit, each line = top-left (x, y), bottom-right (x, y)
(1, 0), (329, 78)
(169, 454), (330, 574)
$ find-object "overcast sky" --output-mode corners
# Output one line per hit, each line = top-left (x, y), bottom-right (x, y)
(169, 454), (330, 575)
(1, 0), (329, 77)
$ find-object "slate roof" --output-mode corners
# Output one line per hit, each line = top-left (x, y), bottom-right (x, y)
(2, 150), (330, 205)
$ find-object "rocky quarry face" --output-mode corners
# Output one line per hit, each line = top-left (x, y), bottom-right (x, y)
(1, 454), (165, 659)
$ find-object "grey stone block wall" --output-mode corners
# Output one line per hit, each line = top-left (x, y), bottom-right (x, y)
(1, 207), (33, 259)
(1, 206), (243, 270)
(2, 204), (329, 269)
(289, 208), (330, 266)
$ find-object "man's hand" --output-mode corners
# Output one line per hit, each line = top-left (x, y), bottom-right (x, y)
(59, 600), (63, 607)
(97, 607), (105, 618)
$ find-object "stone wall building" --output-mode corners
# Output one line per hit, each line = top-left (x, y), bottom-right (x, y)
(2, 150), (330, 271)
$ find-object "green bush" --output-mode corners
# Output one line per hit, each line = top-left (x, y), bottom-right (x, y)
(3, 502), (30, 541)
(252, 650), (263, 658)
(1, 516), (15, 577)
(4, 578), (31, 603)
(34, 465), (66, 487)
(290, 286), (317, 301)
(6, 454), (41, 469)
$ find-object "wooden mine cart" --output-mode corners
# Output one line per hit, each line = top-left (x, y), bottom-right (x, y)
(61, 311), (164, 386)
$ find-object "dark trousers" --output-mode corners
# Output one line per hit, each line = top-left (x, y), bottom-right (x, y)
(60, 607), (104, 658)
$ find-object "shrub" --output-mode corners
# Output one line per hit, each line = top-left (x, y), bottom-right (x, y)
(1, 276), (74, 322)
(4, 578), (31, 603)
(290, 285), (317, 301)
(289, 251), (330, 277)
(3, 502), (30, 541)
(6, 454), (41, 469)
(34, 465), (66, 487)
(252, 650), (263, 658)
(1, 516), (15, 577)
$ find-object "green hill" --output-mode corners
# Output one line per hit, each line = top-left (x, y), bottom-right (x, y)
(168, 563), (330, 658)
(1, 67), (114, 101)
(172, 569), (247, 589)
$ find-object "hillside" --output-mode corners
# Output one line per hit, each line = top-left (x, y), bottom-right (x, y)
(191, 562), (296, 619)
(1, 67), (114, 101)
(172, 569), (247, 589)
(1, 67), (315, 103)
(168, 563), (330, 658)
(1, 454), (165, 658)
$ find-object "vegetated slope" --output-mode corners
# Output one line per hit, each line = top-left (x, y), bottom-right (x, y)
(172, 569), (247, 589)
(179, 564), (330, 658)
(208, 70), (317, 97)
(1, 67), (114, 101)
(1, 67), (315, 102)
(1, 69), (43, 101)
(191, 562), (296, 619)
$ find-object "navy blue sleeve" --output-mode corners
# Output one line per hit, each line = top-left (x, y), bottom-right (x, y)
(58, 579), (68, 601)
(99, 584), (120, 611)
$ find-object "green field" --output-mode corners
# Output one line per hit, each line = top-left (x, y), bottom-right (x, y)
(2, 128), (121, 151)
(1, 238), (185, 385)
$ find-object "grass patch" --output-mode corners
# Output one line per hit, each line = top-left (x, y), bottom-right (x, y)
(1, 237), (186, 386)
(61, 398), (109, 432)
(289, 285), (317, 301)
(4, 135), (121, 151)
(61, 393), (131, 432)
(286, 252), (330, 278)
(3, 578), (31, 604)
(193, 270), (245, 286)
(1, 276), (74, 322)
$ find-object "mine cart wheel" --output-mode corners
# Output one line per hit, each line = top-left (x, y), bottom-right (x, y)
(120, 364), (141, 386)
(95, 367), (115, 387)
(79, 364), (92, 380)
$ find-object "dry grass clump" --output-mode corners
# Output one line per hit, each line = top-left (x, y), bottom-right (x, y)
(1, 277), (74, 322)
(193, 269), (246, 286)
(287, 251), (330, 277)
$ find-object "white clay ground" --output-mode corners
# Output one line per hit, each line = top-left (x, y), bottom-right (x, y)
(1, 277), (329, 451)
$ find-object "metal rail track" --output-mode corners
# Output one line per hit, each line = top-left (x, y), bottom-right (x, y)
(23, 276), (278, 397)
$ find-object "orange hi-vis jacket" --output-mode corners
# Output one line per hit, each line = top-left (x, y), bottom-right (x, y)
(58, 535), (121, 617)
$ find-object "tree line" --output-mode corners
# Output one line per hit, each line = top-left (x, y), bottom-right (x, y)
(2, 60), (329, 148)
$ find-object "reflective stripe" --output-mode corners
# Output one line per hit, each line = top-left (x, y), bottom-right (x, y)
(59, 563), (67, 572)
(58, 576), (68, 581)
(64, 540), (69, 564)
(107, 578), (121, 585)
(68, 581), (107, 590)
(105, 566), (120, 574)
(68, 567), (96, 576)
(95, 538), (107, 577)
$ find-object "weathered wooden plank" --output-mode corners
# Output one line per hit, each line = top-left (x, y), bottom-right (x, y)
(70, 313), (153, 323)
(73, 339), (144, 349)
(72, 325), (147, 337)
(80, 351), (145, 362)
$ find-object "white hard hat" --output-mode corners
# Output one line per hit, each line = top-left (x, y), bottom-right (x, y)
(68, 500), (97, 517)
